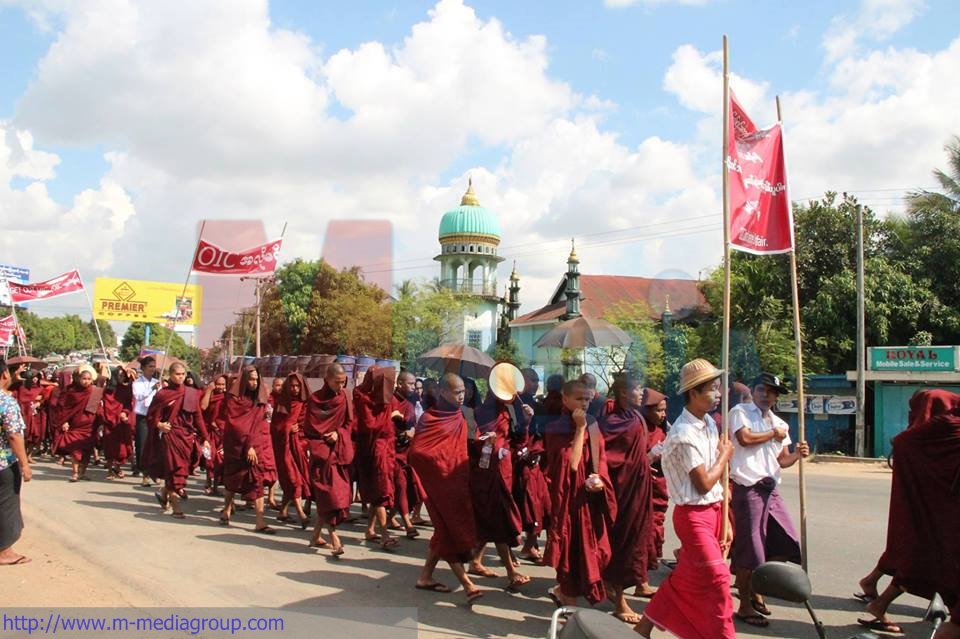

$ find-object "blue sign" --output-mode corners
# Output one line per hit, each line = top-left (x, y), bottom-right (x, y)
(0, 264), (29, 283)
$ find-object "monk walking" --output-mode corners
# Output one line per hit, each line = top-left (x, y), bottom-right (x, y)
(200, 375), (227, 495)
(271, 372), (312, 528)
(100, 367), (135, 480)
(390, 371), (423, 538)
(638, 387), (668, 596)
(149, 363), (210, 519)
(599, 375), (654, 623)
(55, 365), (101, 482)
(219, 366), (275, 534)
(544, 379), (617, 607)
(354, 366), (400, 550)
(408, 373), (483, 605)
(303, 363), (354, 555)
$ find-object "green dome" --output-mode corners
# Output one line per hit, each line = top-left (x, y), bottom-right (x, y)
(438, 181), (501, 240)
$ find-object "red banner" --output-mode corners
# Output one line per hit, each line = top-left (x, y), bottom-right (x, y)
(0, 314), (15, 344)
(191, 238), (283, 275)
(8, 270), (85, 303)
(726, 90), (794, 254)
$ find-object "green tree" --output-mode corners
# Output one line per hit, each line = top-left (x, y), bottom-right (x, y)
(603, 301), (667, 389)
(389, 280), (472, 371)
(120, 322), (201, 371)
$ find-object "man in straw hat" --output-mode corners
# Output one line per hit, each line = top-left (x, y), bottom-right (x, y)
(728, 372), (809, 628)
(634, 358), (735, 639)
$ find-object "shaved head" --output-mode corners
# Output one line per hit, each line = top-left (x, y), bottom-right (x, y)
(440, 373), (463, 390)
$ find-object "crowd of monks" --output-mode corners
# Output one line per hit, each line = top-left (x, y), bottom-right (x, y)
(9, 356), (960, 638)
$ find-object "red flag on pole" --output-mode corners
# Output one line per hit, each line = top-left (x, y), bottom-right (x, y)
(0, 315), (15, 345)
(191, 238), (283, 275)
(8, 270), (85, 303)
(726, 90), (794, 254)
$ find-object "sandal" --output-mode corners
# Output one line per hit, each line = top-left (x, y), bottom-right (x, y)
(853, 592), (878, 604)
(467, 567), (498, 578)
(465, 589), (484, 606)
(734, 612), (770, 628)
(171, 512), (186, 519)
(330, 546), (345, 557)
(0, 555), (32, 566)
(309, 539), (328, 548)
(857, 617), (903, 634)
(613, 612), (643, 624)
(506, 574), (531, 593)
(380, 537), (400, 551)
(276, 515), (291, 522)
(115, 470), (125, 479)
(254, 526), (277, 535)
(752, 599), (772, 617)
(202, 486), (214, 496)
(299, 517), (310, 530)
(218, 512), (231, 526)
(415, 581), (451, 593)
(405, 528), (420, 539)
(69, 474), (79, 482)
(546, 589), (563, 609)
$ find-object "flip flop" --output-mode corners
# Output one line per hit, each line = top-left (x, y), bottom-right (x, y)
(734, 612), (770, 628)
(0, 555), (32, 566)
(467, 567), (499, 578)
(171, 512), (186, 519)
(465, 590), (484, 607)
(330, 546), (345, 558)
(613, 612), (643, 624)
(415, 582), (451, 593)
(405, 528), (420, 539)
(633, 587), (658, 599)
(218, 516), (230, 527)
(506, 574), (531, 593)
(853, 592), (877, 604)
(380, 537), (400, 551)
(752, 599), (772, 617)
(857, 617), (903, 634)
(154, 491), (169, 509)
(546, 589), (563, 609)
(254, 526), (277, 535)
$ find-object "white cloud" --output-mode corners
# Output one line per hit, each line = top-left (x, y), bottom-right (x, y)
(604, 0), (710, 8)
(823, 0), (926, 61)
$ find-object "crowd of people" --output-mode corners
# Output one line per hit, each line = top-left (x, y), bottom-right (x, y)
(1, 353), (958, 638)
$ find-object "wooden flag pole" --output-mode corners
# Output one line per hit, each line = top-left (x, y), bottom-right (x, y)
(777, 95), (808, 571)
(75, 267), (110, 360)
(158, 220), (207, 375)
(720, 34), (733, 543)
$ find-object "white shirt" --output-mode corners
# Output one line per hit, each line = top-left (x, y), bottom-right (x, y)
(729, 402), (792, 487)
(132, 374), (158, 416)
(662, 408), (724, 506)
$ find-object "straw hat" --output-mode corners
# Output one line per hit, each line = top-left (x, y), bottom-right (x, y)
(676, 358), (723, 394)
(489, 362), (524, 401)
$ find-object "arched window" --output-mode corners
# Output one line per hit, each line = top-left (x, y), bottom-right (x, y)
(460, 245), (465, 252)
(469, 245), (474, 252)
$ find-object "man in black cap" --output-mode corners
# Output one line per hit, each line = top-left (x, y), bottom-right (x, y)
(728, 372), (809, 629)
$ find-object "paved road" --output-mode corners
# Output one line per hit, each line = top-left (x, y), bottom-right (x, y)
(6, 458), (939, 638)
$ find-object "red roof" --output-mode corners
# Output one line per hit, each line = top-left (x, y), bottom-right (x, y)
(511, 274), (707, 325)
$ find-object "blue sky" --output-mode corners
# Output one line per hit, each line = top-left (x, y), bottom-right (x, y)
(1, 0), (958, 338)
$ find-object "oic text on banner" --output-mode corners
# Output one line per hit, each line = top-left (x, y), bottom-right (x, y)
(726, 90), (794, 255)
(93, 278), (202, 325)
(191, 238), (283, 275)
(8, 270), (85, 303)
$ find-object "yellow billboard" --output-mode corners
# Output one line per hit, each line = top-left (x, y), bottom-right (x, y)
(93, 278), (202, 325)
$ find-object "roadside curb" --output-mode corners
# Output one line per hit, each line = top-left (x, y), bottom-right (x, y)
(811, 455), (887, 465)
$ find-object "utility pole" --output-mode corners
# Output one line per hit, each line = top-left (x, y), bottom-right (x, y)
(855, 203), (866, 457)
(239, 276), (271, 358)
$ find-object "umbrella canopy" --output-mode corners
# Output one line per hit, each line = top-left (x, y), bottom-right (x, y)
(6, 355), (47, 370)
(534, 316), (633, 349)
(418, 343), (495, 379)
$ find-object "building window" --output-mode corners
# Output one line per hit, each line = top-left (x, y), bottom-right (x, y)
(469, 245), (474, 252)
(467, 330), (483, 349)
(460, 245), (465, 252)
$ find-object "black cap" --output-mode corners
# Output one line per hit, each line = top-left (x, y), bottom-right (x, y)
(751, 372), (789, 395)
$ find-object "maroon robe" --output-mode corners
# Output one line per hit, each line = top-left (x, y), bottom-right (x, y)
(515, 392), (551, 538)
(271, 373), (312, 502)
(304, 383), (355, 525)
(392, 390), (424, 516)
(220, 368), (271, 500)
(409, 401), (477, 562)
(354, 366), (396, 508)
(100, 384), (134, 464)
(469, 393), (524, 546)
(148, 382), (209, 492)
(202, 390), (226, 487)
(55, 383), (102, 463)
(599, 405), (653, 588)
(544, 412), (618, 604)
(646, 421), (669, 566)
(881, 391), (960, 608)
(12, 384), (44, 449)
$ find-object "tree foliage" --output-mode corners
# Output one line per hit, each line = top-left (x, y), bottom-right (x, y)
(10, 309), (116, 356)
(120, 322), (201, 371)
(390, 279), (472, 372)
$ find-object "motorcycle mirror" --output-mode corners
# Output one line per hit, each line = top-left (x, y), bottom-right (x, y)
(924, 593), (949, 625)
(751, 561), (812, 604)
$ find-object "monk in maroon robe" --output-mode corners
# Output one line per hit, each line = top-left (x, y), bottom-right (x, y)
(544, 380), (617, 606)
(639, 387), (668, 596)
(55, 365), (102, 482)
(200, 375), (227, 494)
(99, 367), (135, 479)
(303, 363), (355, 555)
(599, 375), (654, 623)
(390, 371), (424, 538)
(467, 389), (531, 591)
(355, 365), (400, 550)
(11, 374), (44, 462)
(515, 368), (551, 565)
(409, 373), (483, 604)
(219, 365), (275, 534)
(857, 389), (960, 634)
(148, 363), (210, 519)
(271, 372), (312, 527)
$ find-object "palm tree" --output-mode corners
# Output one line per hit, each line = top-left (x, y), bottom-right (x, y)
(907, 135), (960, 214)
